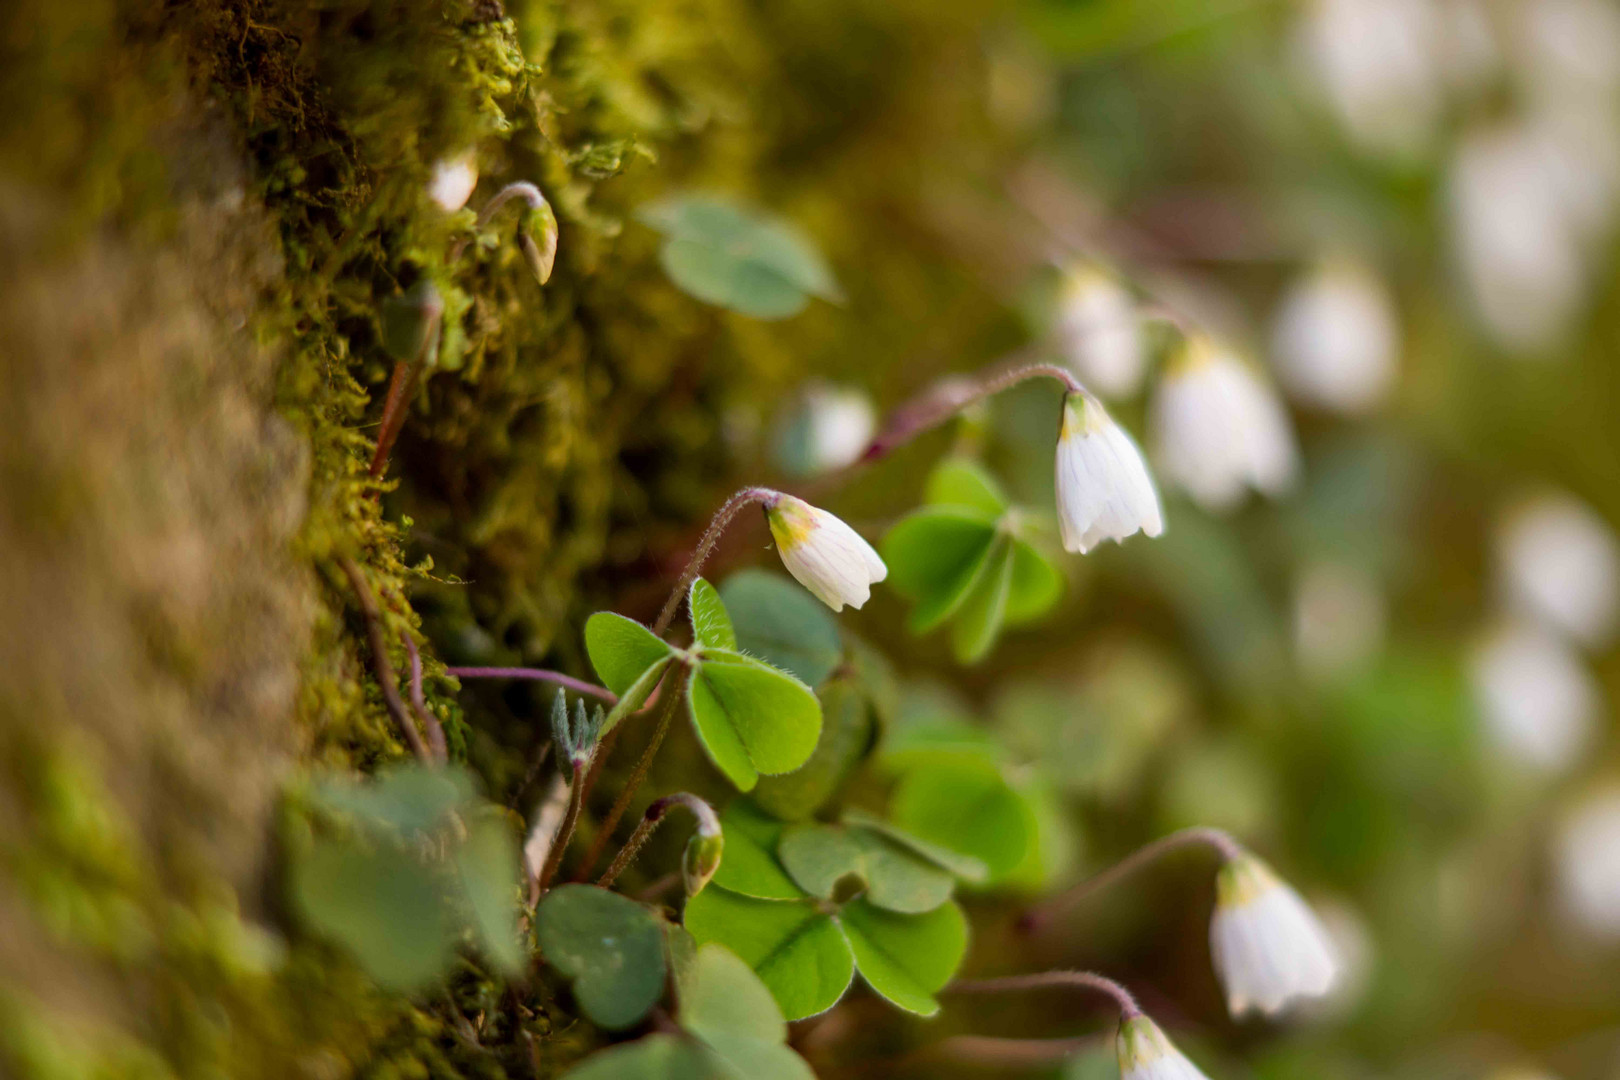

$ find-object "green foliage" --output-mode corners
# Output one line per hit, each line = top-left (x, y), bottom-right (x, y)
(751, 678), (877, 820)
(710, 801), (807, 900)
(837, 899), (967, 1017)
(639, 196), (843, 320)
(686, 650), (822, 793)
(689, 579), (739, 651)
(719, 570), (844, 687)
(778, 823), (957, 913)
(881, 458), (1062, 663)
(586, 611), (676, 696)
(683, 886), (855, 1020)
(890, 759), (1031, 882)
(293, 764), (524, 989)
(536, 885), (668, 1031)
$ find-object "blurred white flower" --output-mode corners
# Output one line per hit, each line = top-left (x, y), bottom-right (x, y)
(773, 382), (877, 477)
(1302, 899), (1375, 1019)
(1496, 492), (1620, 648)
(428, 152), (479, 213)
(1448, 120), (1610, 353)
(1117, 1015), (1211, 1080)
(1055, 392), (1164, 554)
(1055, 265), (1146, 400)
(1516, 0), (1620, 110)
(1296, 0), (1446, 158)
(1293, 561), (1387, 680)
(1555, 786), (1620, 938)
(1271, 259), (1399, 414)
(1151, 337), (1299, 512)
(1470, 620), (1599, 773)
(1210, 852), (1339, 1018)
(765, 495), (887, 612)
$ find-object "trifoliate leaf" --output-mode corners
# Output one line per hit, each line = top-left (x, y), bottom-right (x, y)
(949, 536), (1014, 664)
(683, 886), (855, 1021)
(536, 885), (668, 1030)
(709, 801), (808, 900)
(837, 899), (967, 1017)
(890, 759), (1030, 883)
(777, 823), (956, 914)
(719, 570), (844, 687)
(687, 652), (822, 792)
(840, 810), (989, 884)
(751, 678), (876, 821)
(881, 509), (999, 634)
(688, 578), (738, 651)
(640, 196), (841, 320)
(585, 611), (675, 696)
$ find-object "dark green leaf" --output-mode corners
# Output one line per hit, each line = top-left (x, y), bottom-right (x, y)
(836, 899), (967, 1016)
(536, 885), (668, 1030)
(841, 810), (989, 884)
(293, 835), (452, 991)
(683, 887), (854, 1021)
(925, 457), (1009, 517)
(890, 759), (1030, 883)
(585, 612), (674, 696)
(688, 653), (822, 792)
(880, 509), (999, 634)
(311, 763), (476, 836)
(677, 943), (814, 1079)
(560, 1034), (714, 1080)
(454, 811), (524, 975)
(720, 570), (844, 687)
(752, 678), (875, 821)
(710, 801), (808, 900)
(777, 823), (955, 914)
(1005, 540), (1063, 625)
(689, 578), (737, 651)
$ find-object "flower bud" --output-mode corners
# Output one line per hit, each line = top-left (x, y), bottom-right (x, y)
(1117, 1015), (1211, 1080)
(764, 495), (888, 612)
(682, 831), (724, 898)
(520, 198), (559, 286)
(1054, 392), (1163, 554)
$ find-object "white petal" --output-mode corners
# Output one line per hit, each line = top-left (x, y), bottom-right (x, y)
(1055, 395), (1164, 554)
(768, 497), (887, 612)
(1211, 854), (1339, 1017)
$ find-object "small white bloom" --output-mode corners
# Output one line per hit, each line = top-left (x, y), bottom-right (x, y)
(1054, 392), (1164, 554)
(1210, 852), (1339, 1018)
(428, 152), (479, 213)
(1555, 785), (1620, 938)
(1270, 260), (1399, 414)
(1295, 0), (1446, 158)
(1293, 561), (1387, 680)
(1055, 266), (1146, 400)
(765, 495), (887, 612)
(1497, 492), (1620, 649)
(1516, 0), (1620, 110)
(1117, 1014), (1211, 1080)
(775, 382), (877, 476)
(1151, 338), (1299, 512)
(1470, 620), (1599, 773)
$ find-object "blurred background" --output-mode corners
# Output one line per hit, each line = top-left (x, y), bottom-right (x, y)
(3, 0), (1620, 1077)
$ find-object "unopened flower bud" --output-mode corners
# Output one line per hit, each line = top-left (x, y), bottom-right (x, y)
(764, 494), (888, 612)
(1117, 1015), (1211, 1080)
(682, 831), (724, 898)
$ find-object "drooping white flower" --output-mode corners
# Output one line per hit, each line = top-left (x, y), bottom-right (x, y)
(1516, 0), (1620, 111)
(1054, 392), (1164, 554)
(1497, 492), (1620, 649)
(1295, 0), (1446, 158)
(774, 382), (877, 476)
(1470, 619), (1599, 774)
(1209, 852), (1339, 1018)
(1555, 785), (1620, 938)
(1117, 1014), (1211, 1080)
(428, 152), (479, 213)
(1055, 265), (1146, 400)
(1151, 337), (1299, 512)
(1293, 561), (1387, 680)
(765, 495), (887, 612)
(1270, 260), (1399, 414)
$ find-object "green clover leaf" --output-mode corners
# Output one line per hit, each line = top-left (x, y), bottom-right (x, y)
(537, 884), (668, 1030)
(687, 650), (821, 792)
(719, 569), (844, 687)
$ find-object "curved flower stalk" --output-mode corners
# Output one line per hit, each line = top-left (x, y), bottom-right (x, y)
(1055, 392), (1164, 553)
(596, 792), (722, 896)
(765, 494), (888, 611)
(1209, 851), (1339, 1017)
(1117, 1014), (1213, 1080)
(1151, 335), (1298, 512)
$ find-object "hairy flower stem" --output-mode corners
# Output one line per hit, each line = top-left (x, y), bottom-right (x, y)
(597, 793), (716, 888)
(445, 666), (617, 704)
(653, 487), (782, 635)
(576, 680), (685, 879)
(535, 761), (586, 895)
(947, 970), (1142, 1020)
(855, 357), (1085, 468)
(337, 556), (432, 764)
(1020, 826), (1241, 935)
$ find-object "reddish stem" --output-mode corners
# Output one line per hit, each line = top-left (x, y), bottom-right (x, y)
(446, 666), (617, 704)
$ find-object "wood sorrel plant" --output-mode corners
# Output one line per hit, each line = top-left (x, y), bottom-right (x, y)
(315, 311), (1340, 1077)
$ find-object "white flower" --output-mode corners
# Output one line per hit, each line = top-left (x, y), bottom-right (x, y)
(1151, 338), (1299, 512)
(1210, 852), (1339, 1018)
(1054, 392), (1164, 554)
(1497, 492), (1620, 649)
(1556, 785), (1620, 938)
(775, 382), (877, 476)
(1470, 619), (1598, 773)
(1055, 266), (1145, 400)
(765, 495), (887, 612)
(1117, 1015), (1211, 1080)
(1295, 0), (1446, 158)
(428, 152), (478, 213)
(1270, 260), (1399, 414)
